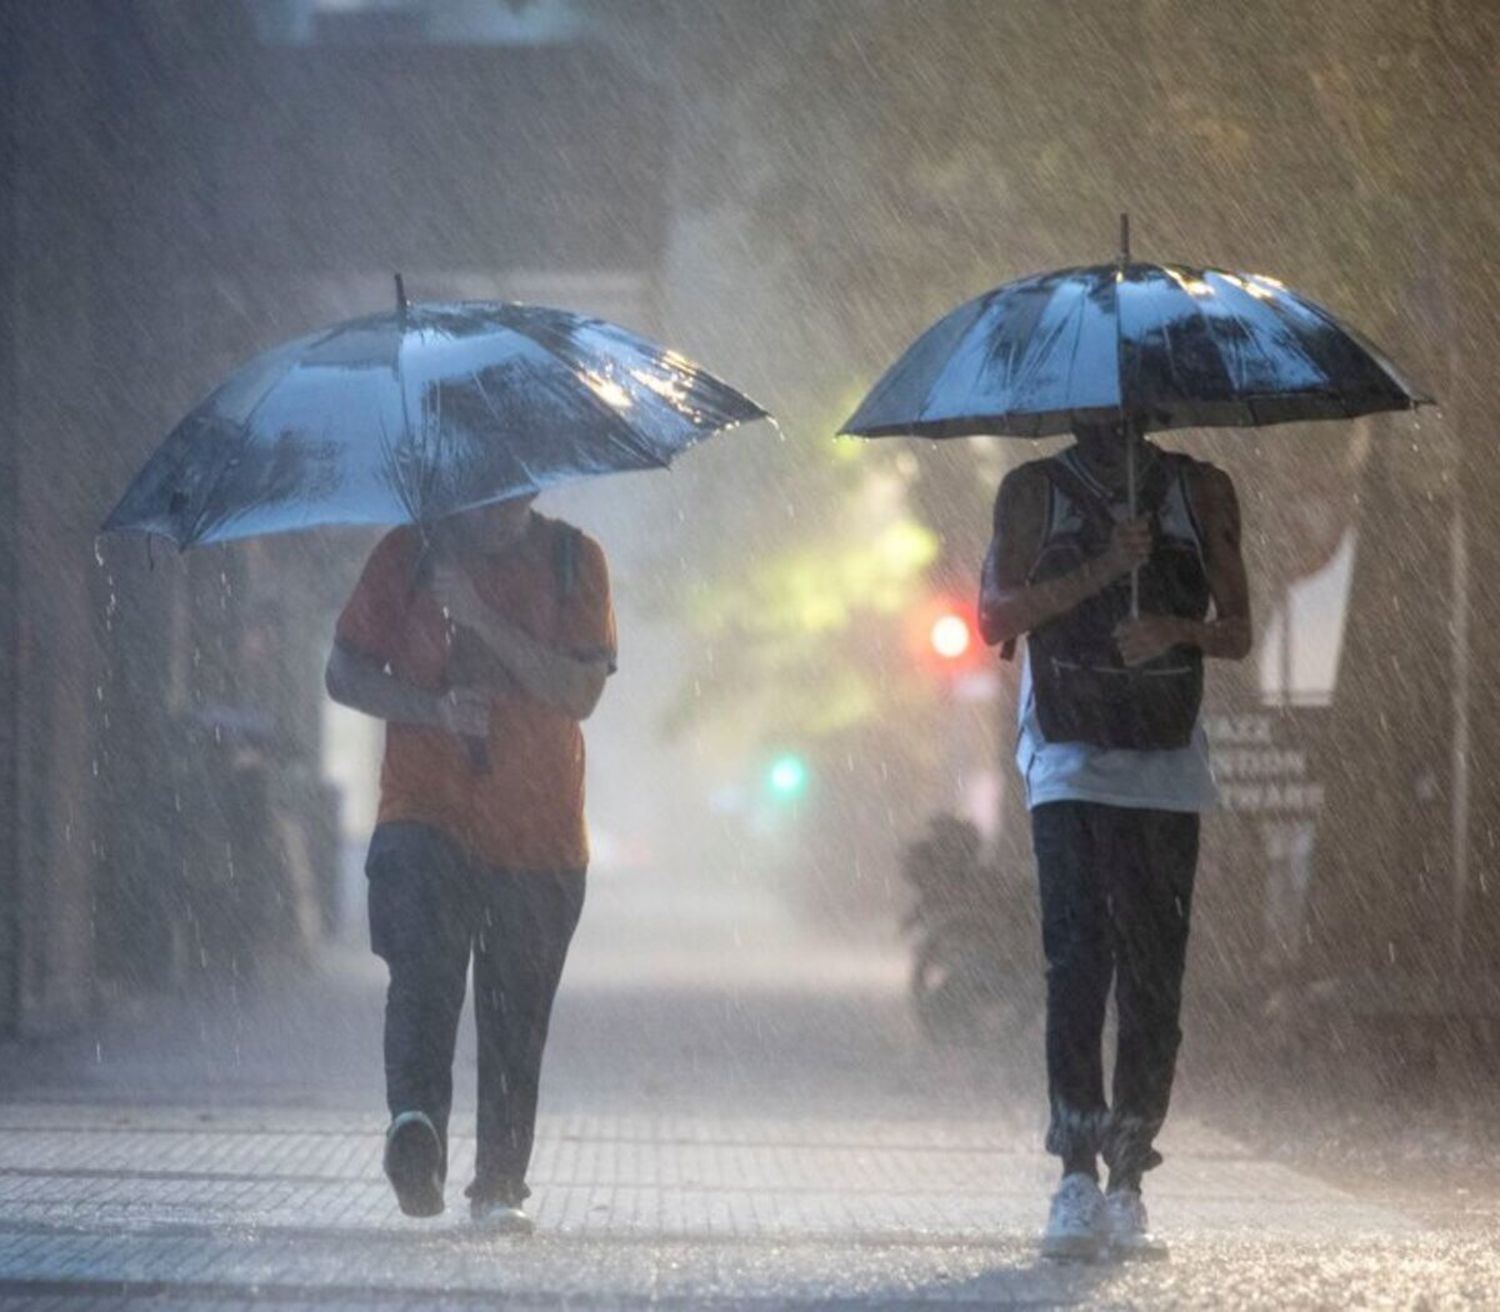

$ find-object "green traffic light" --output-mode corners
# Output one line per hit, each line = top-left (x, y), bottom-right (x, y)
(766, 753), (809, 799)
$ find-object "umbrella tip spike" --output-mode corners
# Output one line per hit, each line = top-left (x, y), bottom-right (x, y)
(1118, 213), (1131, 266)
(395, 272), (408, 324)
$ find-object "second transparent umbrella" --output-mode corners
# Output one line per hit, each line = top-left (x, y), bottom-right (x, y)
(841, 221), (1432, 611)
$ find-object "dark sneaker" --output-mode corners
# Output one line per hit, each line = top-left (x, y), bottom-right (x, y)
(383, 1111), (444, 1218)
(1041, 1172), (1106, 1261)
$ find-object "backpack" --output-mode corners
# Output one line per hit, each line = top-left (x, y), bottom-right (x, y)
(1026, 451), (1211, 751)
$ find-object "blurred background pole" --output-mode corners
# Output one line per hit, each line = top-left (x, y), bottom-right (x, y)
(1441, 0), (1500, 971)
(0, 0), (21, 1034)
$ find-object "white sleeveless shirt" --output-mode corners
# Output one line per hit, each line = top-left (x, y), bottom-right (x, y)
(1015, 447), (1219, 814)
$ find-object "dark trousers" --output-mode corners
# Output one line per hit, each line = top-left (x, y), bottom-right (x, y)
(1031, 801), (1199, 1184)
(366, 822), (585, 1200)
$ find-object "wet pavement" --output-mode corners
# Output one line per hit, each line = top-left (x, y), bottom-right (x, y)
(1, 873), (1497, 1309)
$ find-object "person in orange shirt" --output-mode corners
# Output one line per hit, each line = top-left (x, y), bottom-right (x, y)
(326, 494), (616, 1233)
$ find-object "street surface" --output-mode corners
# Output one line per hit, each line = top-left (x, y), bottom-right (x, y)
(1, 870), (1496, 1309)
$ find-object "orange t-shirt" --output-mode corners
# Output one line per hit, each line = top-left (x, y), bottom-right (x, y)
(336, 514), (616, 872)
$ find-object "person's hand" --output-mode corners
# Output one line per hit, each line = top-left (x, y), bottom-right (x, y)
(436, 685), (490, 737)
(430, 564), (488, 631)
(1100, 516), (1152, 583)
(1114, 615), (1186, 667)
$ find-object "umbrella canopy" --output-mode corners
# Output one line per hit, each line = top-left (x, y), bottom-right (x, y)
(842, 261), (1431, 440)
(104, 300), (769, 547)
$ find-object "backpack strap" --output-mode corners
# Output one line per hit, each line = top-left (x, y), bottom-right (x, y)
(1043, 448), (1178, 530)
(1040, 456), (1117, 538)
(409, 518), (582, 606)
(409, 531), (435, 595)
(553, 521), (583, 600)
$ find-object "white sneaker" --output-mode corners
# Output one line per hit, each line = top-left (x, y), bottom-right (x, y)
(1104, 1188), (1166, 1259)
(1041, 1172), (1106, 1260)
(469, 1195), (536, 1235)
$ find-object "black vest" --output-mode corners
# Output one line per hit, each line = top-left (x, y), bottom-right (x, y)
(1027, 447), (1212, 751)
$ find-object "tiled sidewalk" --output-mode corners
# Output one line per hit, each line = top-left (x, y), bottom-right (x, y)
(3, 1103), (1490, 1309)
(1, 911), (1497, 1308)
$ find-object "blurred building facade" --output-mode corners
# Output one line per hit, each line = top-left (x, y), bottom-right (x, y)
(3, 0), (1500, 1046)
(0, 0), (665, 1032)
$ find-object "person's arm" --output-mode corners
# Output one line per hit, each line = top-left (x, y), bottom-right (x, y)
(1115, 465), (1253, 666)
(428, 566), (611, 721)
(979, 464), (1151, 646)
(328, 533), (491, 737)
(324, 640), (490, 736)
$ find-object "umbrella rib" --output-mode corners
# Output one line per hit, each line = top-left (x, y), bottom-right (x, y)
(905, 286), (1005, 433)
(1147, 267), (1189, 426)
(173, 319), (356, 544)
(466, 366), (545, 498)
(393, 321), (435, 521)
(1169, 265), (1241, 424)
(463, 364), (598, 489)
(1066, 273), (1099, 427)
(1251, 289), (1362, 420)
(401, 316), (458, 521)
(468, 367), (512, 437)
(1000, 277), (1082, 433)
(183, 344), (313, 545)
(1218, 269), (1344, 421)
(1220, 272), (1306, 416)
(1014, 278), (1085, 429)
(496, 321), (674, 471)
(375, 409), (420, 525)
(1284, 291), (1427, 410)
(1154, 265), (1240, 426)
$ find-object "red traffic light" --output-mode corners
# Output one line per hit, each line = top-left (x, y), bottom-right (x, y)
(929, 612), (972, 660)
(909, 599), (981, 673)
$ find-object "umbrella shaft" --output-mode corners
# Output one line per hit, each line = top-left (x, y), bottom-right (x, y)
(1127, 425), (1140, 620)
(465, 737), (491, 773)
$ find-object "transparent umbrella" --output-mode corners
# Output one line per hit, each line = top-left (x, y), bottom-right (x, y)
(104, 279), (769, 548)
(842, 217), (1432, 613)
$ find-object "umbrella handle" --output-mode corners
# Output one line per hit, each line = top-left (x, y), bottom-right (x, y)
(465, 736), (491, 774)
(1126, 422), (1140, 620)
(1116, 228), (1139, 620)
